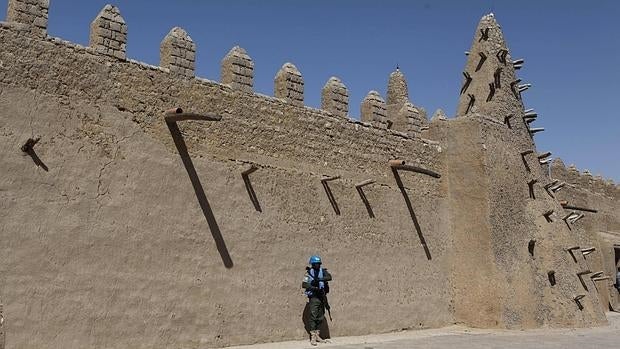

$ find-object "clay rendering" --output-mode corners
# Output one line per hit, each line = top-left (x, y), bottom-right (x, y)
(0, 1), (618, 348)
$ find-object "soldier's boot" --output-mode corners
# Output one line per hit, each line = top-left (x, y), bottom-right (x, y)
(316, 331), (332, 343)
(315, 330), (325, 343)
(310, 331), (318, 346)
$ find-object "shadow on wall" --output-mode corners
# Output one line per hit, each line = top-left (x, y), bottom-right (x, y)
(21, 137), (48, 171)
(166, 121), (234, 269)
(302, 302), (331, 339)
(356, 186), (375, 218)
(321, 179), (341, 215)
(241, 165), (262, 212)
(391, 168), (432, 260)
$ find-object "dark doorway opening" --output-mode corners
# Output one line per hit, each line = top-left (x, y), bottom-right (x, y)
(611, 246), (619, 312)
(614, 247), (620, 289)
(614, 247), (620, 301)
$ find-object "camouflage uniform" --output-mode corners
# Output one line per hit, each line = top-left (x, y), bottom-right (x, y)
(302, 268), (332, 334)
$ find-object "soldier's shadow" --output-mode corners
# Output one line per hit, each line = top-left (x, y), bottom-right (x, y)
(302, 303), (331, 339)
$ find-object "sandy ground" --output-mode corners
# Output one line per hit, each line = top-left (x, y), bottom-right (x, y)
(225, 312), (620, 349)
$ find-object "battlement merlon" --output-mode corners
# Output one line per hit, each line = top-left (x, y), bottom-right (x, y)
(89, 5), (127, 60)
(361, 90), (388, 129)
(321, 77), (349, 118)
(160, 27), (196, 79)
(274, 63), (304, 106)
(384, 67), (428, 136)
(221, 46), (254, 93)
(6, 0), (48, 38)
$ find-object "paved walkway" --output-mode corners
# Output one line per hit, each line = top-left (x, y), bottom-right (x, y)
(226, 312), (620, 349)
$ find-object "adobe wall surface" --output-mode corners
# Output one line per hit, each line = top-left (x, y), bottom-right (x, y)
(0, 2), (619, 348)
(549, 161), (620, 312)
(550, 161), (620, 234)
(478, 120), (607, 328)
(444, 12), (614, 329)
(593, 232), (620, 311)
(0, 25), (453, 348)
(429, 114), (608, 330)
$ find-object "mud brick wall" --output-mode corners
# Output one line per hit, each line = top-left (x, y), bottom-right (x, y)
(0, 18), (451, 349)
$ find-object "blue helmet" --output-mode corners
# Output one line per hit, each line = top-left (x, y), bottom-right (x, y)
(309, 255), (322, 265)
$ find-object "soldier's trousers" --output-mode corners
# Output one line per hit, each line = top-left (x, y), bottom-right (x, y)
(308, 297), (325, 331)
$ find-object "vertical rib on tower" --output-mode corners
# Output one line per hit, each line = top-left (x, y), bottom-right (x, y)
(456, 14), (522, 123)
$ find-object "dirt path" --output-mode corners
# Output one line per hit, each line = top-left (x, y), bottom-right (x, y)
(225, 312), (620, 349)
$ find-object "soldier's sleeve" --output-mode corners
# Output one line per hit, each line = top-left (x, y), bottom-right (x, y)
(322, 269), (332, 282)
(302, 274), (311, 289)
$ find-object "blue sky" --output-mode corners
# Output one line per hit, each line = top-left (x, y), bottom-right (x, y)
(3, 1), (619, 181)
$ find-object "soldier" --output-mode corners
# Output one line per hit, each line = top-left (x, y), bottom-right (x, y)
(302, 255), (332, 346)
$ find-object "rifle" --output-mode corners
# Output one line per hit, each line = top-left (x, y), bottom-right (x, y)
(321, 291), (332, 322)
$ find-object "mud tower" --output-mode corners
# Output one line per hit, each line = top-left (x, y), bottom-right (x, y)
(434, 13), (609, 328)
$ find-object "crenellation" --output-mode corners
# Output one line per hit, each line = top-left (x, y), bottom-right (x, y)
(274, 62), (304, 106)
(6, 0), (48, 37)
(89, 5), (127, 60)
(160, 27), (196, 78)
(221, 46), (254, 92)
(551, 158), (618, 198)
(360, 90), (387, 128)
(566, 165), (582, 186)
(321, 76), (349, 118)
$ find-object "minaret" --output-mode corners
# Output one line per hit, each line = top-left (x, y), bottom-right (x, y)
(456, 14), (525, 127)
(386, 67), (408, 106)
